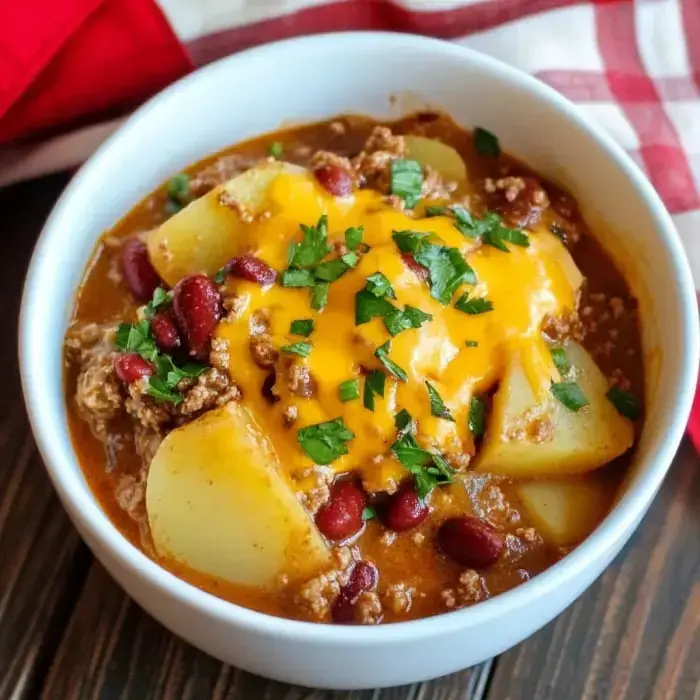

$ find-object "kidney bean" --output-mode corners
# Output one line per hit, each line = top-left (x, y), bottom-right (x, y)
(121, 239), (161, 301)
(315, 481), (365, 541)
(172, 274), (222, 360)
(150, 310), (181, 351)
(228, 255), (277, 287)
(383, 483), (429, 532)
(437, 516), (504, 569)
(332, 561), (378, 624)
(114, 353), (153, 383)
(314, 164), (353, 197)
(401, 253), (429, 283)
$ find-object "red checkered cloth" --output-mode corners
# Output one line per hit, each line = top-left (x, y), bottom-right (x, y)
(2, 0), (699, 444)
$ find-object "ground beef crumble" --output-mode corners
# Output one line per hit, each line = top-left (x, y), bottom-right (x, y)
(441, 570), (488, 609)
(296, 546), (354, 619)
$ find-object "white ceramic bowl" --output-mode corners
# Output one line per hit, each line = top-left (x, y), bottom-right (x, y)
(19, 32), (699, 689)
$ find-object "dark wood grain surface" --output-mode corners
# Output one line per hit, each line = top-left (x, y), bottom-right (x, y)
(2, 175), (698, 699)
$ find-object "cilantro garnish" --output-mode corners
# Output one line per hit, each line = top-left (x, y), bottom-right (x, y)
(339, 378), (360, 402)
(465, 340), (479, 348)
(355, 290), (395, 325)
(290, 319), (314, 337)
(606, 386), (641, 420)
(311, 282), (329, 311)
(288, 215), (332, 268)
(390, 159), (423, 208)
(425, 381), (454, 421)
(362, 506), (377, 521)
(363, 371), (386, 411)
(115, 320), (158, 362)
(314, 258), (354, 282)
(144, 287), (172, 319)
(365, 272), (396, 299)
(392, 230), (476, 305)
(450, 208), (529, 251)
(469, 396), (486, 438)
(268, 141), (284, 159)
(390, 410), (453, 499)
(375, 341), (408, 382)
(280, 269), (316, 287)
(384, 305), (432, 337)
(297, 418), (355, 464)
(550, 347), (571, 377)
(551, 382), (589, 412)
(345, 226), (364, 251)
(454, 293), (494, 315)
(425, 205), (446, 217)
(281, 342), (312, 358)
(166, 173), (191, 211)
(474, 127), (501, 157)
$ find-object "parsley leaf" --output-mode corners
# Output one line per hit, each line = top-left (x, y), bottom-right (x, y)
(311, 282), (329, 310)
(268, 141), (284, 158)
(288, 215), (332, 268)
(280, 269), (316, 287)
(339, 378), (360, 402)
(314, 258), (353, 282)
(341, 251), (359, 268)
(213, 266), (229, 284)
(362, 506), (377, 521)
(384, 305), (432, 337)
(115, 320), (158, 362)
(550, 347), (571, 376)
(297, 418), (355, 464)
(469, 396), (486, 438)
(455, 293), (494, 315)
(167, 173), (191, 206)
(426, 381), (454, 421)
(146, 376), (184, 404)
(392, 231), (476, 305)
(425, 205), (446, 217)
(606, 386), (641, 420)
(365, 272), (396, 299)
(390, 159), (423, 208)
(474, 127), (501, 157)
(144, 287), (171, 319)
(281, 342), (312, 358)
(551, 382), (589, 411)
(465, 340), (479, 348)
(363, 371), (386, 411)
(290, 319), (314, 337)
(451, 209), (529, 251)
(375, 341), (408, 382)
(345, 226), (364, 251)
(355, 290), (395, 325)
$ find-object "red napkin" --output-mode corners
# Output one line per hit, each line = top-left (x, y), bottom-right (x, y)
(0, 0), (190, 144)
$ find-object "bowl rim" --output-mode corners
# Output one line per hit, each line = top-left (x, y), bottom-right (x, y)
(19, 30), (699, 645)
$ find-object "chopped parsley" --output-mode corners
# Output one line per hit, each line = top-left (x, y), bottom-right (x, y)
(339, 378), (360, 402)
(383, 305), (432, 337)
(115, 320), (158, 362)
(474, 127), (501, 157)
(606, 386), (641, 420)
(469, 396), (486, 438)
(363, 371), (386, 411)
(213, 265), (229, 284)
(166, 173), (191, 211)
(280, 269), (316, 288)
(290, 319), (314, 337)
(355, 290), (395, 325)
(297, 418), (355, 465)
(311, 282), (329, 311)
(450, 209), (529, 252)
(551, 382), (589, 412)
(287, 215), (332, 268)
(465, 340), (479, 348)
(550, 347), (571, 377)
(375, 341), (408, 382)
(362, 506), (377, 521)
(144, 287), (172, 319)
(425, 205), (446, 217)
(345, 226), (364, 251)
(390, 410), (453, 499)
(455, 293), (494, 315)
(268, 141), (284, 158)
(365, 272), (396, 299)
(425, 381), (454, 421)
(392, 230), (476, 305)
(281, 342), (312, 358)
(390, 159), (423, 208)
(314, 257), (354, 282)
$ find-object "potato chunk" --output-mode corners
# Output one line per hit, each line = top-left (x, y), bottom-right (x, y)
(146, 402), (329, 586)
(148, 162), (303, 286)
(474, 340), (634, 477)
(404, 135), (467, 182)
(517, 475), (612, 545)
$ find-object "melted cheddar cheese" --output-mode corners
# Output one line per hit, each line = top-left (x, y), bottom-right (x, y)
(215, 170), (581, 494)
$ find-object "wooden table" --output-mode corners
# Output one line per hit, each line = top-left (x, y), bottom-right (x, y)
(2, 174), (699, 700)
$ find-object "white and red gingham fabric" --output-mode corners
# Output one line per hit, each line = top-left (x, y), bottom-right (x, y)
(3, 0), (700, 441)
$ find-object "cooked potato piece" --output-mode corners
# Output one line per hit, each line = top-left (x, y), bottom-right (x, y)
(148, 162), (303, 286)
(404, 135), (467, 182)
(517, 475), (612, 545)
(474, 340), (634, 476)
(146, 402), (329, 586)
